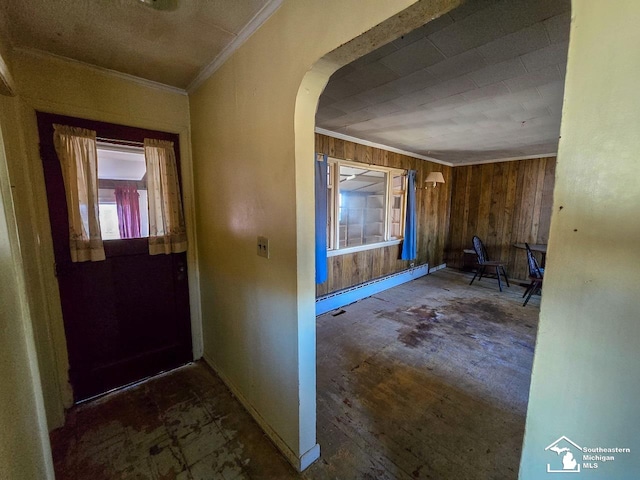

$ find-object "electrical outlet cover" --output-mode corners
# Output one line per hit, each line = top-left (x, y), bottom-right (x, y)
(257, 236), (269, 258)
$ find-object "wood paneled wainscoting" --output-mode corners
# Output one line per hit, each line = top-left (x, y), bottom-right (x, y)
(315, 134), (452, 297)
(445, 156), (556, 282)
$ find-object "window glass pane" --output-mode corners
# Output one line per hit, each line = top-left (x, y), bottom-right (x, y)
(97, 197), (120, 240)
(338, 165), (387, 248)
(326, 164), (333, 249)
(390, 173), (406, 239)
(138, 190), (149, 237)
(96, 144), (149, 239)
(392, 174), (405, 190)
(97, 145), (146, 181)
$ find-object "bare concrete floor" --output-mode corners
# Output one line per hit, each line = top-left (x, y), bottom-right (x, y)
(51, 268), (539, 479)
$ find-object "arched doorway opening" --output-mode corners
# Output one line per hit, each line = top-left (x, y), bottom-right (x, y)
(298, 0), (569, 476)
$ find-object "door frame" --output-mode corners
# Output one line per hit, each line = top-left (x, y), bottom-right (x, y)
(36, 111), (195, 401)
(26, 107), (202, 419)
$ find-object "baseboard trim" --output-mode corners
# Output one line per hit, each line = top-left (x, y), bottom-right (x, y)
(201, 355), (319, 472)
(316, 264), (430, 316)
(429, 263), (447, 273)
(299, 443), (321, 471)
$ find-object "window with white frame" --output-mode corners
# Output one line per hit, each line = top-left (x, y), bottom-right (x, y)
(327, 158), (407, 254)
(96, 143), (149, 240)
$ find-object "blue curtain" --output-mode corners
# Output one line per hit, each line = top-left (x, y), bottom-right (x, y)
(315, 154), (328, 283)
(401, 170), (417, 260)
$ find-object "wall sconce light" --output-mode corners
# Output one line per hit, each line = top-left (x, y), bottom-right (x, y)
(425, 171), (445, 188)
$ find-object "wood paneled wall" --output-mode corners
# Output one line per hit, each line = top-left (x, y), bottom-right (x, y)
(445, 156), (556, 281)
(316, 134), (452, 296)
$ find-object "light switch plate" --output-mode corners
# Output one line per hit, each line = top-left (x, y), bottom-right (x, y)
(257, 236), (269, 258)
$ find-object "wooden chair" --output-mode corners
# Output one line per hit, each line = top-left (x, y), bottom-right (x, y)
(469, 236), (510, 291)
(523, 242), (544, 306)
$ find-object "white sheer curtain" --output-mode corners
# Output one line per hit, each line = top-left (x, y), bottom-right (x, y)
(53, 124), (105, 262)
(144, 138), (187, 255)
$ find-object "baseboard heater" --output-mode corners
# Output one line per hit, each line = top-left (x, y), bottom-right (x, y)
(316, 263), (438, 316)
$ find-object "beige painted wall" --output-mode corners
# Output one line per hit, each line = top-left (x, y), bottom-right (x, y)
(520, 2), (640, 478)
(4, 48), (201, 430)
(0, 91), (54, 478)
(189, 0), (461, 469)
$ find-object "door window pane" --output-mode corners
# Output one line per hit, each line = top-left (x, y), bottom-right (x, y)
(98, 203), (120, 240)
(96, 144), (149, 239)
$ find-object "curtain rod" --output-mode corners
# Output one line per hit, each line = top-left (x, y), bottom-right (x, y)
(96, 137), (145, 148)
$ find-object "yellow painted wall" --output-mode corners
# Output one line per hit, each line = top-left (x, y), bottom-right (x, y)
(189, 0), (461, 468)
(520, 2), (640, 478)
(4, 48), (201, 429)
(0, 49), (54, 478)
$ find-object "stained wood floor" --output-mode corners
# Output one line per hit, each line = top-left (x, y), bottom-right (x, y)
(51, 268), (539, 479)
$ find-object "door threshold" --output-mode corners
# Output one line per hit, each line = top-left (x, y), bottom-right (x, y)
(75, 361), (196, 405)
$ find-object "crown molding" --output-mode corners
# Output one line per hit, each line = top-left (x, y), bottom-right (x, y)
(187, 0), (283, 93)
(14, 47), (188, 96)
(316, 128), (557, 167)
(452, 152), (557, 166)
(314, 128), (455, 167)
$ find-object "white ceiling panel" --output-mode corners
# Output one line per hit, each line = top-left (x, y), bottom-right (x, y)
(470, 57), (527, 87)
(386, 69), (439, 96)
(380, 38), (445, 76)
(492, 0), (570, 34)
(425, 49), (487, 82)
(428, 6), (506, 58)
(477, 23), (550, 64)
(317, 0), (571, 165)
(520, 42), (569, 72)
(543, 11), (571, 44)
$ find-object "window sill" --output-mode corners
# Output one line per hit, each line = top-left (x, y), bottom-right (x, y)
(327, 239), (402, 257)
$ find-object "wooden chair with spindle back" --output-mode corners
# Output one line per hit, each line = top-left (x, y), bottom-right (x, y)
(523, 242), (544, 306)
(469, 235), (510, 292)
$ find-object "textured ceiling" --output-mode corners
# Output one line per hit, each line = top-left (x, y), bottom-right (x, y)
(0, 0), (278, 89)
(317, 0), (571, 165)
